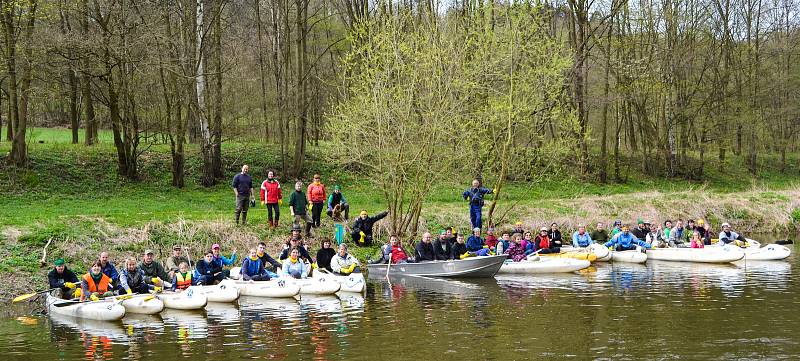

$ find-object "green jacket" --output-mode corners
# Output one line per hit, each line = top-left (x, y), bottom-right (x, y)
(288, 190), (308, 215)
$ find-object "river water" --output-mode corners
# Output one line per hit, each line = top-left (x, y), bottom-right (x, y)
(1, 236), (797, 360)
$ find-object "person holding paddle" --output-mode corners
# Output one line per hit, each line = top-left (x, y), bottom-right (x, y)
(81, 261), (114, 301)
(120, 257), (156, 295)
(47, 259), (79, 299)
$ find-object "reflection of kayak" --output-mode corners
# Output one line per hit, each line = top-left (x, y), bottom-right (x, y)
(160, 309), (208, 339)
(287, 277), (341, 295)
(204, 302), (240, 323)
(338, 292), (365, 309)
(497, 257), (590, 274)
(312, 270), (365, 292)
(219, 279), (300, 298)
(299, 295), (343, 314)
(46, 292), (126, 321)
(195, 283), (240, 303)
(49, 312), (128, 340)
(156, 287), (208, 310)
(610, 250), (647, 263)
(238, 296), (302, 320)
(366, 255), (507, 277)
(116, 293), (164, 315)
(646, 245), (744, 263)
(741, 239), (791, 261)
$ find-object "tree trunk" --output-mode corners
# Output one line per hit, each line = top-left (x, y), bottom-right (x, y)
(80, 0), (96, 145)
(196, 0), (215, 186)
(68, 69), (79, 144)
(211, 0), (223, 179)
(292, 0), (308, 175)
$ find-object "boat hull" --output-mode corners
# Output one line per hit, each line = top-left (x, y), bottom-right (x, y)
(219, 279), (300, 298)
(742, 239), (792, 261)
(497, 258), (590, 274)
(312, 271), (365, 293)
(197, 284), (240, 303)
(46, 293), (126, 321)
(366, 255), (507, 278)
(157, 287), (208, 310)
(646, 245), (744, 263)
(610, 250), (648, 263)
(287, 277), (341, 295)
(116, 294), (164, 315)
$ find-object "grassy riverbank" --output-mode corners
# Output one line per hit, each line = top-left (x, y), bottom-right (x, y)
(1, 128), (799, 300)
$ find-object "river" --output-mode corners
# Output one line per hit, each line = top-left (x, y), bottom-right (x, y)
(1, 236), (797, 360)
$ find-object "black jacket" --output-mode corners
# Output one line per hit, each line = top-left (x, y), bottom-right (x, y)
(48, 267), (79, 289)
(353, 211), (389, 237)
(316, 248), (336, 272)
(451, 242), (468, 260)
(432, 239), (450, 260)
(258, 253), (282, 271)
(279, 245), (313, 263)
(549, 230), (563, 246)
(415, 241), (437, 262)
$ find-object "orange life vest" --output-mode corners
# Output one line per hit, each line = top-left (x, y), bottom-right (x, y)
(175, 272), (192, 290)
(82, 273), (112, 293)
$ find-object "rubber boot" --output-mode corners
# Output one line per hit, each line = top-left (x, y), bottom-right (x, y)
(242, 212), (248, 225)
(234, 211), (240, 224)
(273, 220), (279, 229)
(305, 222), (313, 238)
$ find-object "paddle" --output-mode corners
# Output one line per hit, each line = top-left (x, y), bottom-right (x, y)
(53, 293), (154, 307)
(12, 287), (59, 303)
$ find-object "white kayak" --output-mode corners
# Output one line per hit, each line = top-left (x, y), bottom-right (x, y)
(311, 270), (365, 293)
(497, 257), (590, 274)
(219, 279), (300, 298)
(561, 243), (611, 261)
(610, 250), (648, 263)
(156, 287), (208, 310)
(741, 239), (792, 261)
(115, 294), (164, 315)
(646, 244), (744, 263)
(286, 277), (341, 295)
(196, 283), (240, 303)
(46, 292), (126, 321)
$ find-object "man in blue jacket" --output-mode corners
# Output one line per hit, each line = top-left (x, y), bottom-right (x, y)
(572, 224), (594, 247)
(466, 228), (491, 256)
(604, 226), (651, 251)
(462, 179), (493, 230)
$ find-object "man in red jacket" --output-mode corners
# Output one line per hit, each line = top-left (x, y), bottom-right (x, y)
(259, 170), (283, 228)
(307, 174), (327, 229)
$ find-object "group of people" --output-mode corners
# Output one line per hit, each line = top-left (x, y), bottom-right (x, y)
(46, 224), (366, 301)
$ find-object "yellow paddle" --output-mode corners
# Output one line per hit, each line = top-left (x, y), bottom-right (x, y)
(12, 288), (59, 303)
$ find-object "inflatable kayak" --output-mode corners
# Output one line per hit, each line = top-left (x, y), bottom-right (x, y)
(196, 283), (240, 303)
(219, 279), (300, 298)
(286, 277), (341, 295)
(560, 243), (610, 261)
(646, 245), (744, 263)
(115, 294), (164, 315)
(311, 270), (365, 293)
(610, 250), (647, 263)
(156, 287), (208, 310)
(46, 292), (126, 321)
(541, 251), (597, 262)
(497, 257), (590, 274)
(741, 239), (792, 261)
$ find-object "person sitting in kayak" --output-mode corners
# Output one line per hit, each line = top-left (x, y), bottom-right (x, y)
(522, 231), (535, 255)
(534, 227), (560, 254)
(415, 232), (438, 262)
(240, 248), (271, 282)
(256, 242), (282, 274)
(120, 257), (154, 295)
(512, 222), (525, 235)
(505, 233), (527, 262)
(98, 251), (120, 293)
(279, 236), (313, 263)
(140, 249), (170, 289)
(450, 234), (469, 259)
(610, 219), (623, 237)
(690, 230), (704, 248)
(494, 232), (511, 255)
(165, 245), (189, 281)
(48, 258), (79, 299)
(195, 251), (224, 285)
(604, 225), (650, 251)
(590, 222), (609, 244)
(171, 262), (194, 291)
(211, 243), (237, 279)
(669, 219), (687, 247)
(81, 261), (114, 301)
(696, 219), (712, 245)
(572, 224), (593, 248)
(485, 227), (498, 252)
(315, 239), (337, 272)
(462, 179), (494, 229)
(352, 210), (389, 247)
(466, 228), (491, 256)
(548, 223), (563, 247)
(331, 243), (360, 275)
(719, 222), (747, 246)
(281, 248), (309, 279)
(646, 225), (664, 248)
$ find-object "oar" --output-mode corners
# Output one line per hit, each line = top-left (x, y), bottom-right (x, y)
(12, 287), (59, 303)
(54, 293), (155, 307)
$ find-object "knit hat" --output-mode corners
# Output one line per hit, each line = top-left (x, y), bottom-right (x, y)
(54, 259), (65, 266)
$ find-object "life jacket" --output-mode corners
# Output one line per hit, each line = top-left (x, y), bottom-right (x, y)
(536, 235), (551, 250)
(83, 273), (112, 293)
(176, 272), (192, 290)
(391, 245), (408, 263)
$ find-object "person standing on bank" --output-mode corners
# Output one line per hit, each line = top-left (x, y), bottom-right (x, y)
(462, 179), (494, 230)
(289, 181), (313, 236)
(232, 164), (255, 225)
(307, 174), (327, 229)
(259, 170), (283, 228)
